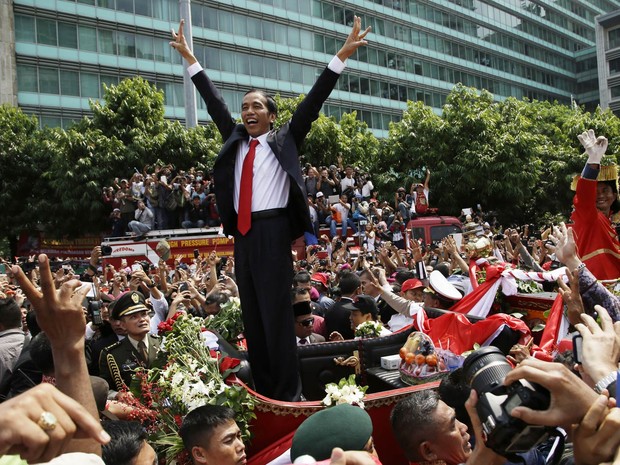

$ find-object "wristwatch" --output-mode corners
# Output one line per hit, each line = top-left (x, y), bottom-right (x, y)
(594, 371), (617, 395)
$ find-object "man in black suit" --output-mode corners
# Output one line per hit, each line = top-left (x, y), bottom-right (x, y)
(325, 271), (361, 341)
(171, 18), (370, 401)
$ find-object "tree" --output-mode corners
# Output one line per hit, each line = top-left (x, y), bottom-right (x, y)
(0, 105), (41, 239)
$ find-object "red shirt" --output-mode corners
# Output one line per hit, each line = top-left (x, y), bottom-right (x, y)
(571, 177), (620, 280)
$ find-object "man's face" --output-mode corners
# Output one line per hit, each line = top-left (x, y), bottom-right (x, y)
(297, 280), (312, 291)
(425, 401), (471, 465)
(345, 167), (353, 177)
(119, 310), (150, 338)
(110, 317), (128, 336)
(350, 310), (371, 330)
(295, 314), (314, 338)
(194, 419), (246, 465)
(403, 288), (423, 302)
(360, 275), (379, 297)
(596, 183), (617, 213)
(241, 92), (275, 137)
(133, 440), (158, 465)
(423, 292), (440, 309)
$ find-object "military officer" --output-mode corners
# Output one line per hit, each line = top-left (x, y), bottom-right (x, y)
(99, 291), (162, 393)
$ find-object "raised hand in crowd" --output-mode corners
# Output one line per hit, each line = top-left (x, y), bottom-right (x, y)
(574, 306), (620, 390)
(572, 395), (620, 465)
(0, 383), (110, 464)
(503, 357), (599, 429)
(557, 268), (584, 326)
(579, 129), (608, 165)
(11, 254), (105, 458)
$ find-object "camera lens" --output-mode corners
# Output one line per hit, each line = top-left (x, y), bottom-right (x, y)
(463, 346), (512, 394)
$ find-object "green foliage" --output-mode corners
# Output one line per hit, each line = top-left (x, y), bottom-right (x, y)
(0, 105), (40, 236)
(4, 77), (620, 241)
(379, 84), (620, 226)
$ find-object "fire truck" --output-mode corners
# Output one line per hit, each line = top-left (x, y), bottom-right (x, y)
(100, 227), (235, 269)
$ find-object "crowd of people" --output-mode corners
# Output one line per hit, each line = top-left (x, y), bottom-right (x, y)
(1, 15), (620, 465)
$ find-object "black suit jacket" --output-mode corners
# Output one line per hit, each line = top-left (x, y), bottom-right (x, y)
(191, 65), (341, 239)
(325, 298), (355, 340)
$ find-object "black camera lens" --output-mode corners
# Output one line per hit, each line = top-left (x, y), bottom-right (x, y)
(463, 346), (512, 394)
(462, 346), (553, 457)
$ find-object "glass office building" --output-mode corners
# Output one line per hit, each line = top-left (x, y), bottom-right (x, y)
(3, 0), (620, 137)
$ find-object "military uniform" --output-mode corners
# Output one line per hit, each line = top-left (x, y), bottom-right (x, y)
(99, 333), (161, 392)
(98, 290), (164, 392)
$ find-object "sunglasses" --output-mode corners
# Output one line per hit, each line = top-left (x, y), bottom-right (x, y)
(297, 317), (315, 327)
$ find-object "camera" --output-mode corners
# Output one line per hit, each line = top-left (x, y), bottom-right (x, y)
(101, 245), (113, 256)
(463, 346), (553, 457)
(318, 259), (328, 267)
(88, 300), (104, 326)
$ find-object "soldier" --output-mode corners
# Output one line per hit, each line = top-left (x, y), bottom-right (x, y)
(99, 291), (162, 394)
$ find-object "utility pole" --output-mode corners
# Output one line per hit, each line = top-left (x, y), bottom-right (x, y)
(179, 0), (197, 128)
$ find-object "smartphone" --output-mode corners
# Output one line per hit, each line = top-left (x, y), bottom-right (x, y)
(193, 249), (200, 259)
(131, 263), (143, 273)
(573, 333), (583, 364)
(179, 282), (189, 292)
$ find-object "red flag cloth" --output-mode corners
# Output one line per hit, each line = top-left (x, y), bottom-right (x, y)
(530, 294), (565, 361)
(414, 310), (530, 355)
(450, 272), (502, 314)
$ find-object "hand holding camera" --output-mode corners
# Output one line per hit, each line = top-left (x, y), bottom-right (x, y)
(502, 357), (599, 429)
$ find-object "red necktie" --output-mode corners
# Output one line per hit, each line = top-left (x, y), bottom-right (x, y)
(238, 139), (259, 235)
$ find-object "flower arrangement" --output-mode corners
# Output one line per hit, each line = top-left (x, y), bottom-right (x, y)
(207, 296), (245, 343)
(354, 320), (383, 339)
(131, 313), (255, 465)
(322, 375), (368, 409)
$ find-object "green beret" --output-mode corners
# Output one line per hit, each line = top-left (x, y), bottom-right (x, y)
(291, 404), (373, 461)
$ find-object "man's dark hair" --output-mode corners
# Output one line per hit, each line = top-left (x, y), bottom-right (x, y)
(205, 291), (229, 306)
(390, 390), (440, 462)
(30, 332), (55, 375)
(394, 269), (415, 284)
(243, 89), (277, 118)
(438, 368), (472, 430)
(339, 272), (361, 295)
(180, 404), (236, 451)
(291, 287), (310, 301)
(293, 271), (312, 287)
(0, 298), (22, 329)
(102, 421), (149, 465)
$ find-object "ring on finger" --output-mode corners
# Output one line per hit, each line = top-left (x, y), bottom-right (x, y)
(37, 411), (58, 432)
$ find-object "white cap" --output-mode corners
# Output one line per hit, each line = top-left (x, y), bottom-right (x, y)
(428, 270), (462, 301)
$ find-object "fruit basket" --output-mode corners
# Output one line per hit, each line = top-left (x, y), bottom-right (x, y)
(399, 332), (450, 385)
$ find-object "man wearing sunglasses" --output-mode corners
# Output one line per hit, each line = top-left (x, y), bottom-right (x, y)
(293, 301), (325, 345)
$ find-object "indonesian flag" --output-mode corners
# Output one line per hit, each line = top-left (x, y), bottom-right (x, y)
(531, 294), (570, 361)
(413, 309), (531, 355)
(455, 261), (567, 319)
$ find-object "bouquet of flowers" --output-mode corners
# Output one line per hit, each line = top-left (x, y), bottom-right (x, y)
(131, 313), (255, 465)
(354, 320), (383, 339)
(322, 375), (368, 409)
(207, 296), (245, 344)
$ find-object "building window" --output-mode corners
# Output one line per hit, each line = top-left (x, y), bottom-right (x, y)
(37, 18), (57, 46)
(609, 28), (620, 50)
(17, 64), (38, 92)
